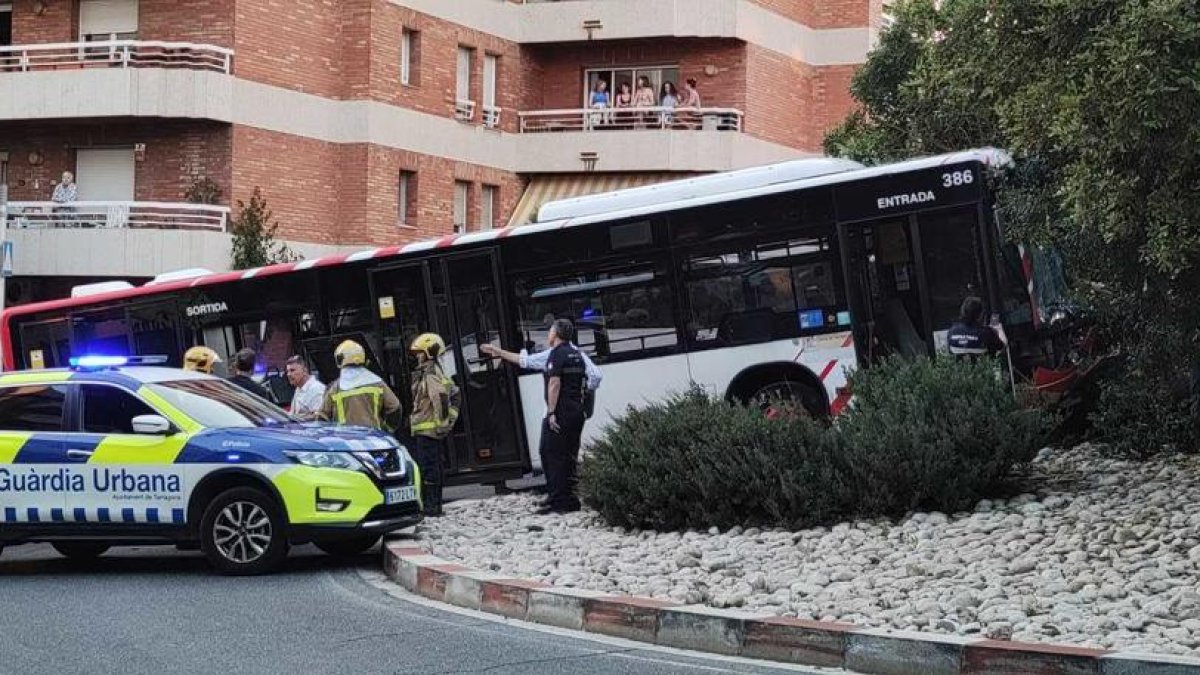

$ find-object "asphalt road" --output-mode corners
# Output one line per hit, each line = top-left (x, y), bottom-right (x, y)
(0, 542), (832, 675)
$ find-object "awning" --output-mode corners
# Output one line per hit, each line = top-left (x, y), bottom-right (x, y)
(508, 172), (696, 227)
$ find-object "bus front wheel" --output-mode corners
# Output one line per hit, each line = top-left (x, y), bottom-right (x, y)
(747, 379), (827, 419)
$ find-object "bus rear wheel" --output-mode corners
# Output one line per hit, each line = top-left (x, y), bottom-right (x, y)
(749, 379), (827, 419)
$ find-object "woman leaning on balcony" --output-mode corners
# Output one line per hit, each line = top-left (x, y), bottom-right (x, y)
(633, 76), (657, 128)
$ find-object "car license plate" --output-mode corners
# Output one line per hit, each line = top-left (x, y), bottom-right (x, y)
(385, 486), (418, 505)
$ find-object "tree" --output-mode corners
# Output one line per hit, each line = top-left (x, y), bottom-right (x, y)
(230, 187), (300, 270)
(827, 0), (1200, 453)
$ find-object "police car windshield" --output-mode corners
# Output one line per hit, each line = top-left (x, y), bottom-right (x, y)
(147, 379), (294, 428)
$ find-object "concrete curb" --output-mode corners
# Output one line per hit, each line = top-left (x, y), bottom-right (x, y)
(383, 542), (1200, 675)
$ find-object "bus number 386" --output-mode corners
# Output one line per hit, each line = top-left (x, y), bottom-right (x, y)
(942, 170), (974, 187)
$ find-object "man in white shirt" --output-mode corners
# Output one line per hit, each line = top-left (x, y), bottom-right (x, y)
(285, 355), (326, 421)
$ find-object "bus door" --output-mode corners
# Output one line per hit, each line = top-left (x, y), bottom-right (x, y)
(840, 205), (989, 364)
(370, 250), (526, 484)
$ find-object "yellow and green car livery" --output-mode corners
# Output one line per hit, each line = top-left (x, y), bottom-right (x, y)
(0, 360), (422, 574)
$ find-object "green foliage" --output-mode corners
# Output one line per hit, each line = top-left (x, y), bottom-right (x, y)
(830, 0), (1200, 454)
(582, 358), (1051, 530)
(230, 187), (300, 270)
(184, 177), (223, 205)
(580, 387), (848, 531)
(837, 356), (1052, 515)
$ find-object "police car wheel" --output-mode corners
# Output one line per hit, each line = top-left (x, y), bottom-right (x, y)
(200, 487), (289, 575)
(51, 542), (110, 559)
(313, 535), (380, 557)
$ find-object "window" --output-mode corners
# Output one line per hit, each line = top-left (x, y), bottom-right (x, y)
(684, 237), (846, 347)
(400, 28), (416, 85)
(479, 184), (497, 231)
(513, 263), (678, 363)
(0, 385), (66, 432)
(585, 65), (679, 107)
(79, 0), (138, 42)
(81, 384), (157, 434)
(398, 170), (416, 226)
(453, 181), (470, 233)
(482, 53), (499, 127)
(455, 47), (474, 120)
(147, 380), (292, 429)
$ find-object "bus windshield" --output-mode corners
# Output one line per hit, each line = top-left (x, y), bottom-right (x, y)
(148, 379), (295, 428)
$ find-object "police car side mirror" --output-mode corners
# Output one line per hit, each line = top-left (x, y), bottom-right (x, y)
(132, 414), (173, 436)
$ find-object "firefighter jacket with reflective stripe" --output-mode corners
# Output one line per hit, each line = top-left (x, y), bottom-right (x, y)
(410, 361), (460, 439)
(319, 368), (402, 430)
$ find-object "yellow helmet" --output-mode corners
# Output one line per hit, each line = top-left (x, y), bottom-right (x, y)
(334, 340), (367, 368)
(182, 346), (221, 374)
(409, 332), (446, 359)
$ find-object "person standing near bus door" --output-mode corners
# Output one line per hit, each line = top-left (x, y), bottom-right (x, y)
(228, 348), (273, 401)
(285, 355), (325, 421)
(319, 340), (402, 431)
(947, 296), (1005, 360)
(408, 333), (460, 517)
(482, 319), (589, 514)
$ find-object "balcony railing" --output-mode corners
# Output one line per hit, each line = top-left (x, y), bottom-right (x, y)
(5, 201), (230, 231)
(519, 107), (744, 133)
(0, 40), (233, 74)
(482, 105), (502, 128)
(455, 99), (476, 122)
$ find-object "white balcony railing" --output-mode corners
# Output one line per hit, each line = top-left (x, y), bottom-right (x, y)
(519, 107), (744, 133)
(5, 201), (230, 231)
(0, 40), (233, 74)
(455, 99), (477, 122)
(482, 105), (502, 128)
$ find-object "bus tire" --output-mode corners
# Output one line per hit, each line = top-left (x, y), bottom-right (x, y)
(728, 366), (829, 418)
(200, 487), (289, 576)
(751, 379), (826, 419)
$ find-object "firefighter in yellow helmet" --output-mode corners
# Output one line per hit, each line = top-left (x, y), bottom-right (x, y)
(408, 332), (460, 516)
(182, 346), (222, 374)
(318, 340), (402, 431)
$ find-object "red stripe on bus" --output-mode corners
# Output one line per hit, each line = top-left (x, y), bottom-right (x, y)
(841, 334), (854, 348)
(830, 391), (853, 416)
(818, 360), (837, 381)
(435, 235), (459, 248)
(376, 245), (404, 258)
(312, 254), (350, 268)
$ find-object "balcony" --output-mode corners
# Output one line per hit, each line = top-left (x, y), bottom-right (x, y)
(0, 40), (233, 74)
(6, 201), (229, 231)
(519, 106), (743, 133)
(0, 40), (234, 122)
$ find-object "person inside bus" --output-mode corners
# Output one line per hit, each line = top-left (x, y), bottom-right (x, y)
(408, 333), (460, 517)
(285, 355), (326, 421)
(228, 348), (273, 401)
(182, 345), (221, 375)
(481, 319), (596, 515)
(319, 340), (402, 431)
(947, 296), (1005, 360)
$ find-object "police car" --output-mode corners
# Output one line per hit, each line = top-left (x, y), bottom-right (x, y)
(0, 356), (422, 575)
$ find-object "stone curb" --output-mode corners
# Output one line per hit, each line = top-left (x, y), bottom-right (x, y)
(383, 542), (1200, 675)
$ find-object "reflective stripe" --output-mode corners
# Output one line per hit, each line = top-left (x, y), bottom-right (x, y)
(87, 434), (189, 465)
(332, 386), (383, 426)
(411, 420), (441, 432)
(0, 372), (72, 385)
(0, 432), (32, 464)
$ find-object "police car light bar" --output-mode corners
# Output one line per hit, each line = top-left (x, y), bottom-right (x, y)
(68, 355), (169, 369)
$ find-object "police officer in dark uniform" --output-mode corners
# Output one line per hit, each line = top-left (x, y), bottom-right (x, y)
(539, 318), (588, 514)
(947, 296), (1005, 359)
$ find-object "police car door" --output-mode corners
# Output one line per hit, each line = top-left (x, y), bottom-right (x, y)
(0, 380), (71, 526)
(65, 383), (189, 528)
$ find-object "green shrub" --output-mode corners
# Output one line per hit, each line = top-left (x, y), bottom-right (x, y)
(580, 386), (848, 531)
(836, 356), (1052, 516)
(1091, 373), (1198, 459)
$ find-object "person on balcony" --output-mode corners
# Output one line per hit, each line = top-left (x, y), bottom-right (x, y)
(614, 81), (633, 128)
(680, 78), (703, 128)
(659, 81), (679, 128)
(51, 171), (78, 225)
(588, 78), (611, 130)
(633, 76), (656, 128)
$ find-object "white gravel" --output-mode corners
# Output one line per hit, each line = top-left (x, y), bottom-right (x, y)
(415, 445), (1200, 656)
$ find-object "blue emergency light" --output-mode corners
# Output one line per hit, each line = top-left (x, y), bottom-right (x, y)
(68, 355), (169, 370)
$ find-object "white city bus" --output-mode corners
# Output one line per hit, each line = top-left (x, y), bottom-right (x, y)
(2, 149), (1040, 487)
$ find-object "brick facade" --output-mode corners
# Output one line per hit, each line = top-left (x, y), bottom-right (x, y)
(1, 1), (869, 251)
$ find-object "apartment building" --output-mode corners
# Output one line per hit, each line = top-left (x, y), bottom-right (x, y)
(0, 0), (877, 304)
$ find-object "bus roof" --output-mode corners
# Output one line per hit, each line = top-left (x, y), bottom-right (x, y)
(1, 148), (1010, 321)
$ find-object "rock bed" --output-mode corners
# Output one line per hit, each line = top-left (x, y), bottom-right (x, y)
(415, 446), (1200, 656)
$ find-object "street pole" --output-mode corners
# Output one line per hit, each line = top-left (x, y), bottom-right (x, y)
(0, 179), (7, 324)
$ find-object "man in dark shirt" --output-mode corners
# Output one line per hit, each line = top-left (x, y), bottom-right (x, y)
(228, 348), (272, 401)
(947, 296), (1005, 359)
(539, 319), (588, 514)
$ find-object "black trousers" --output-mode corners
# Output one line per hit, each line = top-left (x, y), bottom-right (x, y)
(539, 409), (585, 510)
(412, 435), (445, 515)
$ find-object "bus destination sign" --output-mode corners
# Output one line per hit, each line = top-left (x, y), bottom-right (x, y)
(834, 161), (984, 222)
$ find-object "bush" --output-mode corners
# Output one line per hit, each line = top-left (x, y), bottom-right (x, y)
(1091, 372), (1199, 459)
(836, 356), (1052, 517)
(580, 386), (848, 531)
(581, 357), (1053, 531)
